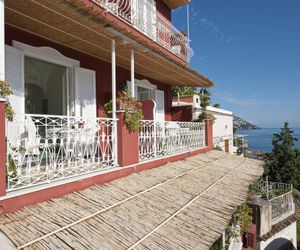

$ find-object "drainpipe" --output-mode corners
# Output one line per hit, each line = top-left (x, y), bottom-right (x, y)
(111, 40), (118, 166)
(186, 1), (190, 44)
(0, 0), (5, 81)
(130, 49), (135, 98)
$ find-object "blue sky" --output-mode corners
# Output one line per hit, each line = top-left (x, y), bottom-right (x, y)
(173, 0), (300, 128)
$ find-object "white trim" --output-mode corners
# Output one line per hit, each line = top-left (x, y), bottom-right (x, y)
(12, 40), (80, 68)
(135, 79), (157, 90)
(0, 0), (4, 81)
(130, 49), (135, 98)
(74, 66), (97, 118)
(12, 41), (80, 116)
(111, 40), (118, 166)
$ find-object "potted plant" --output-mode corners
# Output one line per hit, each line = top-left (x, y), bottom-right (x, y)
(104, 91), (143, 133)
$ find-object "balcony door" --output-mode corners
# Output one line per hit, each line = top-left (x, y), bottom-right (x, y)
(6, 41), (97, 119)
(132, 0), (157, 40)
(24, 56), (70, 116)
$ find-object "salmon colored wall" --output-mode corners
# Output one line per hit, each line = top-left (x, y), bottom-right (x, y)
(117, 112), (139, 167)
(171, 106), (193, 121)
(5, 26), (173, 120)
(157, 0), (172, 21)
(140, 100), (155, 120)
(172, 96), (194, 103)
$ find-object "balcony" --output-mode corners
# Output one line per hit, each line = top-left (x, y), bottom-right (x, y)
(92, 0), (193, 62)
(251, 181), (295, 226)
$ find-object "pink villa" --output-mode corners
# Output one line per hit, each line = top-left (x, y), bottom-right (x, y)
(0, 0), (215, 213)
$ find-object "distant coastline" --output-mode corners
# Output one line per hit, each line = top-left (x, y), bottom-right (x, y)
(233, 116), (260, 131)
(237, 128), (300, 153)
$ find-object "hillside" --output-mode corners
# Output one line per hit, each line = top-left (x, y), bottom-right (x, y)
(234, 116), (260, 130)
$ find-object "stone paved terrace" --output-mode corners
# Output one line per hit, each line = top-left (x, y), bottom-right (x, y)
(0, 151), (264, 250)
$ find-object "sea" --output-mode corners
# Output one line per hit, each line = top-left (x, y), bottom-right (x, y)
(237, 128), (300, 153)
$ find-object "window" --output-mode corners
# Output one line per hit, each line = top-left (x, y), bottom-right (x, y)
(24, 56), (70, 115)
(137, 86), (153, 101)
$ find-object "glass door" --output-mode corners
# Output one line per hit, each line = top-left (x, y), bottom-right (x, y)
(24, 56), (71, 116)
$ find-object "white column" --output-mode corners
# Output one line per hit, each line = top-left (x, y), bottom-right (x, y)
(130, 49), (135, 98)
(0, 0), (5, 81)
(111, 40), (118, 166)
(222, 230), (226, 250)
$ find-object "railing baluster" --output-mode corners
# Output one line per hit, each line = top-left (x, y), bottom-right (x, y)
(91, 0), (193, 62)
(139, 120), (205, 161)
(6, 114), (117, 192)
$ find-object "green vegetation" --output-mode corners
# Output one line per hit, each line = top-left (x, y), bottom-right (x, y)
(172, 86), (222, 122)
(209, 203), (252, 250)
(264, 122), (300, 189)
(210, 238), (223, 250)
(104, 91), (143, 132)
(0, 80), (14, 121)
(172, 86), (196, 97)
(214, 146), (223, 151)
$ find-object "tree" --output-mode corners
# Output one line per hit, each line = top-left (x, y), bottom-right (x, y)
(213, 103), (221, 108)
(198, 88), (213, 122)
(172, 86), (196, 97)
(264, 122), (299, 187)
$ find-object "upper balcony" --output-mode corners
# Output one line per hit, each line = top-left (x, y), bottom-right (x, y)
(92, 0), (193, 62)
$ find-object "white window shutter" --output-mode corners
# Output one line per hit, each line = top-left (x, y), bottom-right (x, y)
(5, 45), (24, 115)
(74, 67), (96, 118)
(5, 45), (25, 146)
(155, 89), (165, 122)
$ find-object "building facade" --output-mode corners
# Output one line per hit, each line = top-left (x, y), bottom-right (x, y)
(0, 0), (216, 213)
(244, 181), (297, 250)
(172, 95), (235, 153)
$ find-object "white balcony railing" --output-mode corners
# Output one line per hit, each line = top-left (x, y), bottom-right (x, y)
(258, 181), (292, 200)
(6, 114), (117, 192)
(270, 191), (294, 225)
(139, 120), (205, 161)
(92, 0), (194, 62)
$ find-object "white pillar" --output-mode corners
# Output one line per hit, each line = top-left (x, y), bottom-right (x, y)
(111, 40), (118, 166)
(186, 2), (190, 43)
(0, 0), (5, 81)
(222, 231), (226, 250)
(130, 49), (135, 98)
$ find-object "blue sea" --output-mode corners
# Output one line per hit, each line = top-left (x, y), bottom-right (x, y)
(237, 128), (300, 153)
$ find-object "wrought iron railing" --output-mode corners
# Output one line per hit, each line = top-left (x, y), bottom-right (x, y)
(270, 191), (294, 225)
(139, 120), (205, 161)
(92, 0), (193, 62)
(6, 114), (117, 192)
(258, 181), (292, 200)
(252, 181), (294, 225)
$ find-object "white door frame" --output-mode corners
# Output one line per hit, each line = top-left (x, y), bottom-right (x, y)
(12, 41), (80, 116)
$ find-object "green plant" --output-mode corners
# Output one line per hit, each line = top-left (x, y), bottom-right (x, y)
(0, 80), (14, 121)
(214, 146), (223, 151)
(209, 238), (223, 250)
(236, 203), (253, 235)
(104, 91), (143, 132)
(264, 122), (300, 188)
(198, 88), (216, 123)
(6, 153), (17, 183)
